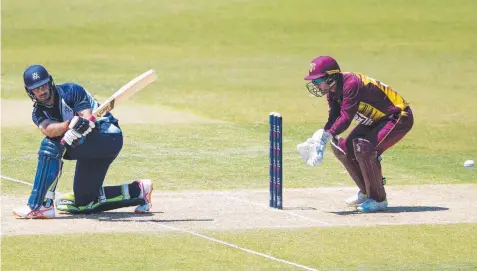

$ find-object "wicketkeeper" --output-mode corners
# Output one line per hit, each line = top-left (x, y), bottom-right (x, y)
(297, 56), (414, 212)
(13, 65), (153, 219)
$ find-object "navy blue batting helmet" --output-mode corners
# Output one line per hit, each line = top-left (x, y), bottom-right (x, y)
(23, 65), (52, 91)
(23, 65), (56, 104)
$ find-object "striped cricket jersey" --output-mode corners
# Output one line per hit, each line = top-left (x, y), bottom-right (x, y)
(32, 83), (118, 133)
(324, 72), (409, 137)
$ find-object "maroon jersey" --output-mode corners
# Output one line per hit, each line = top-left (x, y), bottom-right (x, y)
(325, 72), (409, 136)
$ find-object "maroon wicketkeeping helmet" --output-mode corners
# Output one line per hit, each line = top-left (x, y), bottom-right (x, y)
(304, 56), (341, 80)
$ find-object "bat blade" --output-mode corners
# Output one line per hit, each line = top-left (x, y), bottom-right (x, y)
(61, 69), (157, 145)
(93, 69), (157, 118)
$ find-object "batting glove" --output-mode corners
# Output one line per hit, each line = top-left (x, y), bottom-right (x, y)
(69, 116), (95, 136)
(63, 129), (83, 147)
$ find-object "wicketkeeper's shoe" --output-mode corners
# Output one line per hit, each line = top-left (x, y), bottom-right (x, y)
(13, 204), (55, 219)
(345, 191), (368, 207)
(357, 199), (388, 213)
(135, 179), (153, 214)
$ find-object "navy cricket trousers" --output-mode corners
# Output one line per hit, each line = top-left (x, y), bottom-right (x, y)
(65, 129), (123, 206)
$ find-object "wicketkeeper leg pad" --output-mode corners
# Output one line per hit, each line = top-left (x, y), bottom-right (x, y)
(330, 138), (366, 193)
(353, 138), (386, 202)
(28, 138), (65, 210)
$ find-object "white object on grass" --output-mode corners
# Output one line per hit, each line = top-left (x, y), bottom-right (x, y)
(464, 160), (474, 168)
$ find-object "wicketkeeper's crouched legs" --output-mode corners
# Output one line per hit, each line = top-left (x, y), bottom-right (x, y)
(56, 180), (148, 214)
(353, 138), (386, 202)
(330, 138), (366, 193)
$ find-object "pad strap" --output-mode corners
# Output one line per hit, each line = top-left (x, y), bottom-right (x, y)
(98, 187), (107, 203)
(122, 184), (130, 200)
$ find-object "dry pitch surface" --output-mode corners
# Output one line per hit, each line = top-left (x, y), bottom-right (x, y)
(2, 100), (476, 235)
(2, 185), (477, 235)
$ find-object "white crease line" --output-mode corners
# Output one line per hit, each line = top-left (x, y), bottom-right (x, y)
(222, 193), (331, 226)
(2, 174), (319, 270)
(1, 175), (62, 195)
(0, 175), (33, 186)
(155, 222), (318, 271)
(153, 187), (358, 196)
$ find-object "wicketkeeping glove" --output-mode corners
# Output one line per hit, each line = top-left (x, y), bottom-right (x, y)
(296, 129), (332, 167)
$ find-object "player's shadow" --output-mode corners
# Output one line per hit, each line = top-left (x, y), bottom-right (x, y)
(55, 211), (214, 223)
(329, 206), (449, 215)
(283, 206), (317, 211)
(131, 218), (215, 223)
(54, 211), (162, 220)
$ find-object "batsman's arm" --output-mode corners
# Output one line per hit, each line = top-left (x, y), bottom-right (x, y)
(76, 108), (93, 119)
(38, 119), (69, 138)
(38, 108), (94, 138)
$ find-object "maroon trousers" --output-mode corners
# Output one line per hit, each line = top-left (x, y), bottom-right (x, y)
(338, 107), (414, 158)
(335, 107), (414, 201)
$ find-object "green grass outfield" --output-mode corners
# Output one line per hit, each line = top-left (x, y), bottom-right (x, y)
(2, 224), (477, 271)
(2, 0), (477, 270)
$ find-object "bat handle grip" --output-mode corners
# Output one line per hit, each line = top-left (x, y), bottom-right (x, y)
(60, 115), (97, 145)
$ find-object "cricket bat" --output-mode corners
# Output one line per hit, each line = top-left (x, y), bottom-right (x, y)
(91, 69), (158, 121)
(61, 69), (157, 144)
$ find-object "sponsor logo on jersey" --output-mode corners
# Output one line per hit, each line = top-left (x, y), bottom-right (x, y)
(353, 113), (374, 125)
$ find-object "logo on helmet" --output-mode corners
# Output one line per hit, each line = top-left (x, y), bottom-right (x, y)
(32, 72), (40, 81)
(309, 63), (316, 73)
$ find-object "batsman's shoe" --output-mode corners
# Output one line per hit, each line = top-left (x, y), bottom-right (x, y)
(13, 205), (55, 219)
(357, 199), (388, 213)
(135, 179), (153, 214)
(345, 191), (368, 207)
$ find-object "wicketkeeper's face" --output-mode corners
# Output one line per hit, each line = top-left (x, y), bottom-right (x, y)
(306, 77), (335, 97)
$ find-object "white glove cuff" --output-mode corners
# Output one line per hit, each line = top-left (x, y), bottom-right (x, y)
(68, 116), (79, 129)
(311, 129), (324, 142)
(311, 129), (332, 143)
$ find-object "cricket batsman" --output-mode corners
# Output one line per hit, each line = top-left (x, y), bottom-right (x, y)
(297, 56), (414, 212)
(13, 65), (153, 219)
